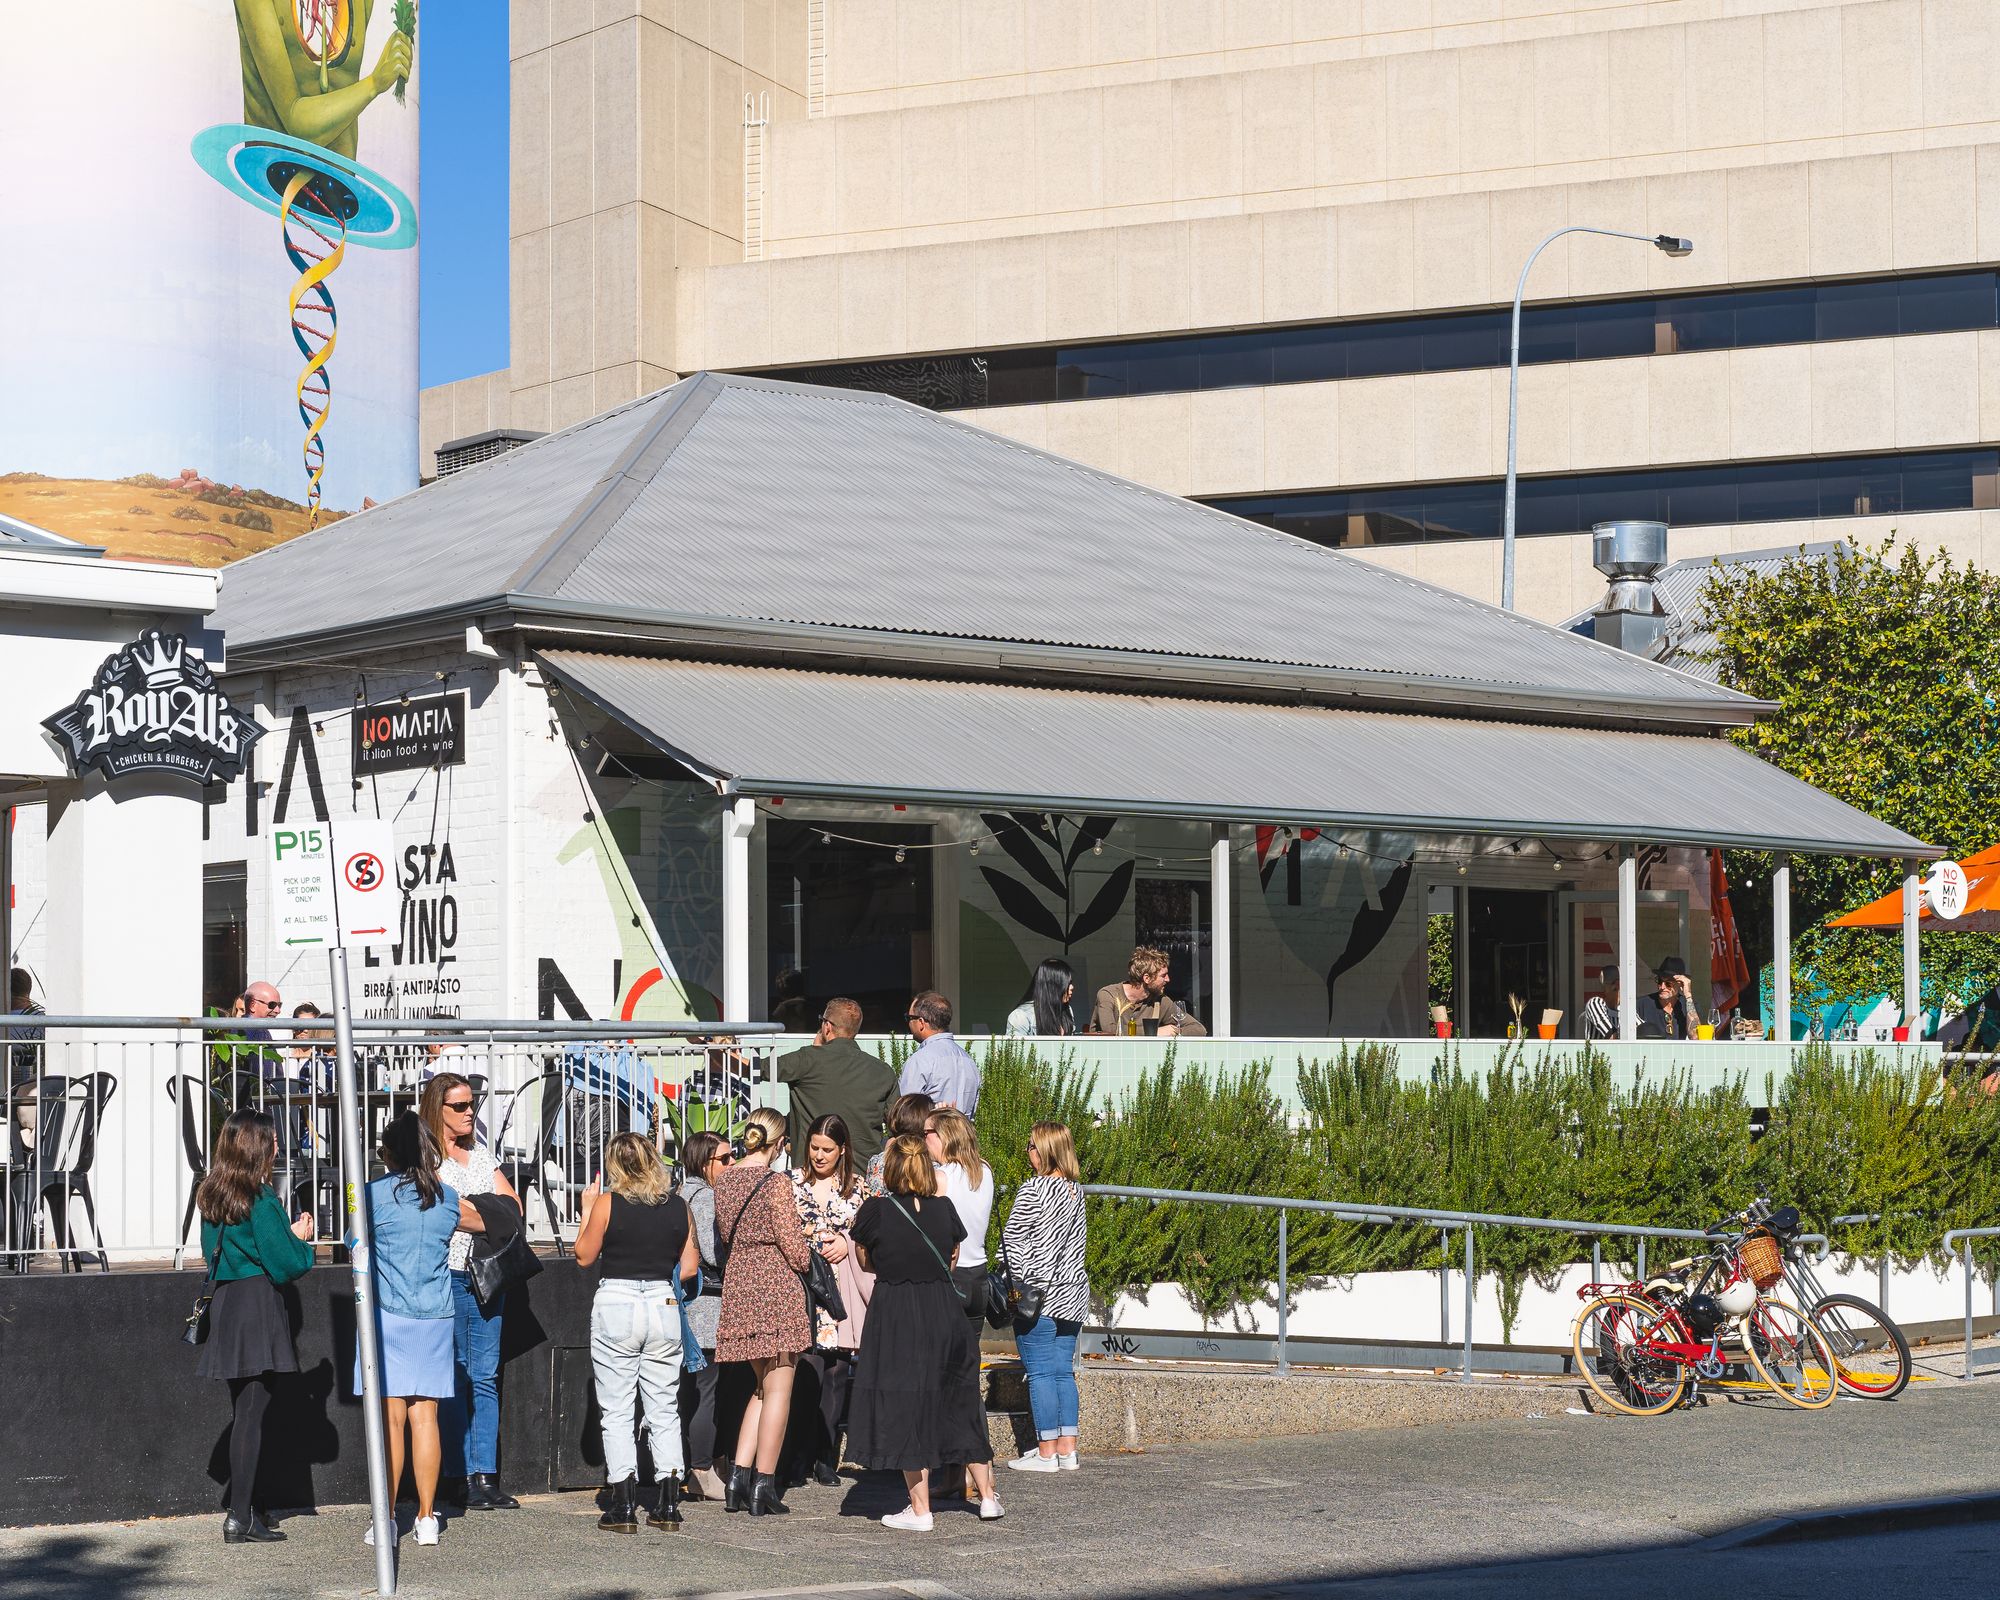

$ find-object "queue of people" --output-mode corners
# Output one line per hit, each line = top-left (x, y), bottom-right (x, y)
(190, 983), (1096, 1547)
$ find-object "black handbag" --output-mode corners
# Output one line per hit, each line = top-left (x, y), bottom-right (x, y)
(803, 1246), (847, 1325)
(181, 1258), (219, 1347)
(983, 1238), (1044, 1330)
(468, 1225), (544, 1311)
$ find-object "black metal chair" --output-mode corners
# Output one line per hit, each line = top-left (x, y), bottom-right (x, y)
(492, 1066), (569, 1255)
(28, 1072), (117, 1273)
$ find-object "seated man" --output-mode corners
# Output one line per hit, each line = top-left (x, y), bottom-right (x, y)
(1635, 957), (1697, 1040)
(1091, 946), (1208, 1037)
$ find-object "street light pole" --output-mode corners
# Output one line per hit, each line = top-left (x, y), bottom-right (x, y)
(1501, 227), (1692, 612)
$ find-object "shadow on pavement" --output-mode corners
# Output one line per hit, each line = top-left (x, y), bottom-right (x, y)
(0, 1535), (173, 1600)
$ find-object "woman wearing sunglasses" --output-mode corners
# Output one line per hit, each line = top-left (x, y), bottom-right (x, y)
(420, 1071), (523, 1513)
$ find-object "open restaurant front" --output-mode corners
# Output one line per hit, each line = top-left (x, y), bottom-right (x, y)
(158, 369), (1938, 1088)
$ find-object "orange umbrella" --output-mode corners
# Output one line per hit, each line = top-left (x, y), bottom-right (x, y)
(1827, 845), (2000, 933)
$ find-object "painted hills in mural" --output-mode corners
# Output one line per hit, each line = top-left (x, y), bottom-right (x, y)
(0, 471), (354, 566)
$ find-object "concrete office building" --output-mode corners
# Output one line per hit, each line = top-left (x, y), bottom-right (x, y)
(425, 0), (2000, 622)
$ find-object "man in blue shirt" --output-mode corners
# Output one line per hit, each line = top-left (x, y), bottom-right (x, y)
(897, 990), (981, 1118)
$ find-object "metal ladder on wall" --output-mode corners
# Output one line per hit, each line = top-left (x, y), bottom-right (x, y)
(807, 0), (828, 118)
(742, 91), (770, 262)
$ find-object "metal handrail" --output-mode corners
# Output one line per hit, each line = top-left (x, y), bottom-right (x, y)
(1, 1015), (783, 1037)
(1080, 1183), (1827, 1381)
(1941, 1225), (2000, 1380)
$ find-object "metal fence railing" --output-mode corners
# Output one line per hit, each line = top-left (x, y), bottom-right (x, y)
(1940, 1224), (2000, 1380)
(1080, 1183), (1829, 1381)
(2, 1016), (781, 1271)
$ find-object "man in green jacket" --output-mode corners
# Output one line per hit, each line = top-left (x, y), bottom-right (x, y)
(775, 997), (898, 1162)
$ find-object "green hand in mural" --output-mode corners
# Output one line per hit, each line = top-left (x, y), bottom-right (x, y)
(235, 0), (411, 158)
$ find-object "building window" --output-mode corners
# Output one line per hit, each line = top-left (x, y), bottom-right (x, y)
(754, 270), (2000, 412)
(764, 819), (933, 1034)
(1209, 448), (2000, 549)
(203, 862), (247, 1016)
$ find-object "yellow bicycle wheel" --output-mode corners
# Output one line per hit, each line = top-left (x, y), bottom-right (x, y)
(1572, 1293), (1687, 1416)
(1740, 1298), (1837, 1409)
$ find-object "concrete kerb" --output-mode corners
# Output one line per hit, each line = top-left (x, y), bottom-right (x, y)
(1703, 1490), (2000, 1550)
(980, 1361), (1580, 1457)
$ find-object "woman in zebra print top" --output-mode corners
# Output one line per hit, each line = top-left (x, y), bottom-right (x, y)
(1002, 1121), (1089, 1474)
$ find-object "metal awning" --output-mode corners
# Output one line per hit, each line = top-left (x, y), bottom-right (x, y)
(539, 651), (1935, 860)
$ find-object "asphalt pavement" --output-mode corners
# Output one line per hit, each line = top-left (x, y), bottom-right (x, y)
(5, 1364), (1997, 1600)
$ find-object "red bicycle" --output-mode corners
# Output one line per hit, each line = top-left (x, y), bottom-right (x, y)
(1572, 1214), (1838, 1416)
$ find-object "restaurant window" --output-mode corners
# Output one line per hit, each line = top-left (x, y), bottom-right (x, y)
(203, 862), (247, 1017)
(1133, 876), (1212, 1028)
(764, 819), (933, 1035)
(1466, 888), (1554, 1041)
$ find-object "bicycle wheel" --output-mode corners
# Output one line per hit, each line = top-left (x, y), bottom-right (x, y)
(1812, 1292), (1912, 1400)
(1741, 1299), (1837, 1409)
(1572, 1293), (1687, 1416)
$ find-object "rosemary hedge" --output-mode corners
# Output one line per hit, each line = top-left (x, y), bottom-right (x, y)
(967, 1040), (2000, 1338)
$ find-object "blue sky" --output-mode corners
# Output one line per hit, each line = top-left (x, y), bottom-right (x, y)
(419, 2), (509, 388)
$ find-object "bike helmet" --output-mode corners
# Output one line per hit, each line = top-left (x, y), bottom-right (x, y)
(1714, 1278), (1757, 1316)
(1681, 1293), (1725, 1335)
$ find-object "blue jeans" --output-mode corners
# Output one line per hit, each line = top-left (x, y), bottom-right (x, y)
(448, 1271), (504, 1476)
(1015, 1314), (1082, 1442)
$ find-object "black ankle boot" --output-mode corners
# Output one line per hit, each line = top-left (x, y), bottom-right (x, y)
(648, 1475), (684, 1531)
(598, 1476), (639, 1533)
(811, 1456), (842, 1488)
(222, 1512), (285, 1544)
(748, 1472), (788, 1517)
(723, 1463), (755, 1513)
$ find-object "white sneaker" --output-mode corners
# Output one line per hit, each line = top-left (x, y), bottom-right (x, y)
(979, 1496), (1005, 1521)
(362, 1518), (398, 1547)
(881, 1506), (933, 1532)
(414, 1514), (440, 1546)
(1056, 1451), (1080, 1471)
(1006, 1450), (1060, 1473)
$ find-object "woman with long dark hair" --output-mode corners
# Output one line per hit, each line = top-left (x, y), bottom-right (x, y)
(788, 1112), (866, 1486)
(197, 1109), (316, 1544)
(419, 1071), (523, 1512)
(360, 1110), (485, 1548)
(1005, 958), (1077, 1037)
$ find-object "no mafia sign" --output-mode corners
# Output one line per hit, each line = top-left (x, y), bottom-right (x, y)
(270, 820), (397, 949)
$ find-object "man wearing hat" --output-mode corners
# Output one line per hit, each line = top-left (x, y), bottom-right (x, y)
(1636, 956), (1697, 1040)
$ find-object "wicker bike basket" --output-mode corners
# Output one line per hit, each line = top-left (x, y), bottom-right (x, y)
(1738, 1231), (1785, 1290)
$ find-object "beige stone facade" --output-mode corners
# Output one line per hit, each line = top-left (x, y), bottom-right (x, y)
(424, 0), (2000, 621)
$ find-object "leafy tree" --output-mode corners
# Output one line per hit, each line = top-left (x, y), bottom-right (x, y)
(1693, 539), (2000, 1012)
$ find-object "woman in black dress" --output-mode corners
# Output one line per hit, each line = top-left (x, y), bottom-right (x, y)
(196, 1109), (316, 1544)
(846, 1135), (998, 1530)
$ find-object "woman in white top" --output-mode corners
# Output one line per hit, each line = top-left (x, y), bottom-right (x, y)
(1004, 958), (1078, 1038)
(924, 1108), (994, 1316)
(420, 1071), (524, 1511)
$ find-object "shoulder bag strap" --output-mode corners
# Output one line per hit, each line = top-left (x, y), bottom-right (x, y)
(888, 1196), (966, 1299)
(721, 1168), (778, 1251)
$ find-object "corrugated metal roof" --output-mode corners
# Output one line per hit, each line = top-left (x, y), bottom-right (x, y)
(538, 650), (1930, 859)
(213, 372), (1759, 723)
(211, 394), (661, 643)
(1564, 543), (1846, 684)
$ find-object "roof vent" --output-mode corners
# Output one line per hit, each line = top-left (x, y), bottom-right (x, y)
(435, 428), (545, 478)
(1590, 520), (1669, 658)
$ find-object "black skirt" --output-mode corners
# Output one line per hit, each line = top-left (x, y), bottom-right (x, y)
(196, 1274), (299, 1382)
(845, 1280), (992, 1472)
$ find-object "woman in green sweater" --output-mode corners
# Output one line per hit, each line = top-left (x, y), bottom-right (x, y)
(198, 1108), (316, 1544)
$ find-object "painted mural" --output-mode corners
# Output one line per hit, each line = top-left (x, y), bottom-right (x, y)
(0, 1), (418, 564)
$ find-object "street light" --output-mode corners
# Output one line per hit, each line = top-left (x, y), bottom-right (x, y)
(1501, 229), (1693, 612)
